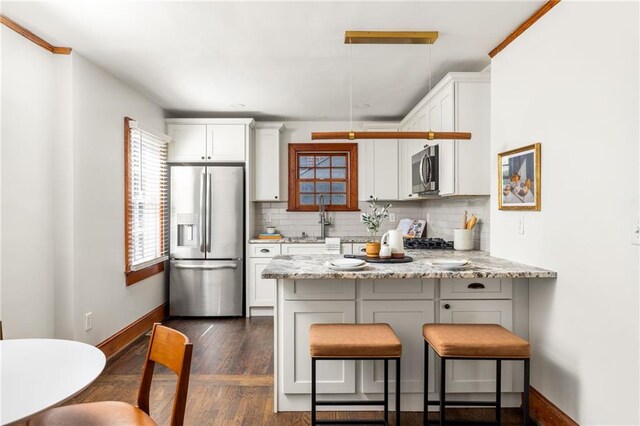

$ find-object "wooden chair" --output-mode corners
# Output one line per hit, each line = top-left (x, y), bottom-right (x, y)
(29, 323), (193, 426)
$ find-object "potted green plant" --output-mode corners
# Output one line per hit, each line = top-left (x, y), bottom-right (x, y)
(361, 197), (392, 257)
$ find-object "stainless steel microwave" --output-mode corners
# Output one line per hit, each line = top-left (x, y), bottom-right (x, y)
(411, 145), (439, 195)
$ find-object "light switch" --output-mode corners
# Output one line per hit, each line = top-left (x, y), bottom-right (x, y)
(263, 214), (272, 223)
(517, 216), (525, 235)
(388, 213), (396, 223)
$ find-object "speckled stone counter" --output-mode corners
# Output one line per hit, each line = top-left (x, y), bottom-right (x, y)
(249, 236), (370, 244)
(261, 250), (556, 280)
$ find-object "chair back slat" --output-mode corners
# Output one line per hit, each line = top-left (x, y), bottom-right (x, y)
(137, 323), (193, 426)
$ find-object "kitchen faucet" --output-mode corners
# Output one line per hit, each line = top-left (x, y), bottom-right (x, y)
(318, 194), (332, 238)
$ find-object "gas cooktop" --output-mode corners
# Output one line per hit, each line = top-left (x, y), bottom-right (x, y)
(403, 237), (454, 250)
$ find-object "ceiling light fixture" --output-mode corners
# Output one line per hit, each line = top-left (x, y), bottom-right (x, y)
(311, 31), (472, 142)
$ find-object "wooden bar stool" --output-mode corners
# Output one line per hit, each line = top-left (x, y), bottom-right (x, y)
(309, 323), (402, 426)
(422, 324), (530, 426)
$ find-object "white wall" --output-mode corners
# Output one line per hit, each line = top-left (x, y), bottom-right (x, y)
(1, 26), (167, 342)
(490, 2), (639, 424)
(0, 27), (65, 337)
(70, 54), (167, 345)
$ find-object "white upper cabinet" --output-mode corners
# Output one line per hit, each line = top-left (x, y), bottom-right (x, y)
(206, 124), (246, 162)
(167, 124), (207, 162)
(399, 72), (490, 197)
(166, 119), (253, 163)
(253, 123), (284, 201)
(359, 127), (399, 201)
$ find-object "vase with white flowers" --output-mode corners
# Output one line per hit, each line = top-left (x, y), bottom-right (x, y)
(361, 197), (392, 257)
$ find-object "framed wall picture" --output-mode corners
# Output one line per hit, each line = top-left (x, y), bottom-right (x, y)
(498, 143), (541, 211)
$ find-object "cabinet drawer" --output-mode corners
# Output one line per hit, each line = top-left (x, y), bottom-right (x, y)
(360, 279), (435, 300)
(249, 244), (281, 257)
(281, 243), (326, 255)
(440, 278), (512, 299)
(283, 279), (356, 300)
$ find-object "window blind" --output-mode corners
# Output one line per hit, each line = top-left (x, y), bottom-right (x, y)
(126, 120), (170, 272)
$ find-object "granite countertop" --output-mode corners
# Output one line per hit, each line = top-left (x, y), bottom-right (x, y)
(261, 250), (557, 280)
(249, 237), (370, 244)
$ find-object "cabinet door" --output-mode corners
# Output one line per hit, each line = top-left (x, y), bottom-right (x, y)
(206, 124), (246, 162)
(254, 128), (280, 200)
(248, 258), (275, 307)
(439, 299), (514, 393)
(361, 300), (436, 393)
(283, 300), (356, 394)
(372, 139), (398, 200)
(430, 85), (456, 196)
(167, 124), (207, 162)
(359, 140), (374, 201)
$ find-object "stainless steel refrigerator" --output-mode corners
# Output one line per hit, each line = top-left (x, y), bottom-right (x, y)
(169, 165), (244, 316)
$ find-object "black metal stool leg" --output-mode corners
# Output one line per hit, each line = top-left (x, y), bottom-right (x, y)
(384, 359), (389, 425)
(496, 360), (502, 425)
(439, 357), (446, 426)
(523, 358), (530, 426)
(396, 358), (401, 426)
(423, 341), (429, 426)
(311, 358), (317, 426)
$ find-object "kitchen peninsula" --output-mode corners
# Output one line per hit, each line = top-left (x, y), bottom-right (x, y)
(262, 251), (556, 412)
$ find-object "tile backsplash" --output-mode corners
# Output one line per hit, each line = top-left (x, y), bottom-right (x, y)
(422, 196), (490, 251)
(255, 201), (423, 238)
(253, 195), (490, 250)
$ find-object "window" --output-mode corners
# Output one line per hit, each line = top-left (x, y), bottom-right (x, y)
(288, 143), (358, 211)
(124, 117), (170, 285)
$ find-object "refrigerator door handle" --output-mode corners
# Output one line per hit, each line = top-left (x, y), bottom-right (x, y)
(206, 172), (212, 253)
(199, 172), (206, 253)
(173, 263), (237, 270)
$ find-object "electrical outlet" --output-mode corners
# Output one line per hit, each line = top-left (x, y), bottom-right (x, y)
(263, 213), (272, 223)
(84, 312), (93, 331)
(633, 217), (640, 246)
(388, 213), (396, 223)
(517, 216), (525, 235)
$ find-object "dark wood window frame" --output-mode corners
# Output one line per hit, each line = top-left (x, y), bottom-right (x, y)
(124, 117), (166, 286)
(288, 143), (359, 212)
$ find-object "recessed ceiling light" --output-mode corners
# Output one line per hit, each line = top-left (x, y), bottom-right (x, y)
(354, 103), (370, 109)
(229, 103), (245, 108)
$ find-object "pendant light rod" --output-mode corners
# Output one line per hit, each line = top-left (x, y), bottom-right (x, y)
(312, 131), (471, 141)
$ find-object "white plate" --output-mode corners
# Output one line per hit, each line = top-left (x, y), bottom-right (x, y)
(330, 258), (366, 268)
(324, 261), (368, 271)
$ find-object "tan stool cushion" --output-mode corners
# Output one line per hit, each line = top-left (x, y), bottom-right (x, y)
(309, 323), (402, 358)
(28, 401), (157, 426)
(423, 324), (530, 359)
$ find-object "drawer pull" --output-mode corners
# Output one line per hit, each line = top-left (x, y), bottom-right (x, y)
(468, 283), (485, 289)
(260, 249), (270, 253)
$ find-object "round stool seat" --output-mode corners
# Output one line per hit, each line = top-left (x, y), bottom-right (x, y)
(423, 323), (530, 359)
(310, 323), (402, 358)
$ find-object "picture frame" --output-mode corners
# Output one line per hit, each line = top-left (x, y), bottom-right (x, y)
(498, 143), (541, 211)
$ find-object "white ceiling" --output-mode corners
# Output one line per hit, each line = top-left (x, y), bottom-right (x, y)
(2, 1), (543, 121)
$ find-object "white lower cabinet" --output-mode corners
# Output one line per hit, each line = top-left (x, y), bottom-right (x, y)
(438, 299), (514, 393)
(282, 300), (356, 394)
(248, 258), (275, 308)
(361, 300), (435, 394)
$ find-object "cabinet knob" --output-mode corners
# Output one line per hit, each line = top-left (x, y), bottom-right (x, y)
(201, 156), (205, 160)
(275, 196), (278, 199)
(443, 304), (451, 310)
(369, 195), (373, 199)
(408, 194), (413, 197)
(207, 156), (211, 159)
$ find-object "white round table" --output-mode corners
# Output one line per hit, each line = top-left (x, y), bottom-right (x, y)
(0, 339), (106, 425)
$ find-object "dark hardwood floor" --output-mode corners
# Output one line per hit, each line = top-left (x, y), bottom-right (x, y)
(65, 317), (525, 425)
